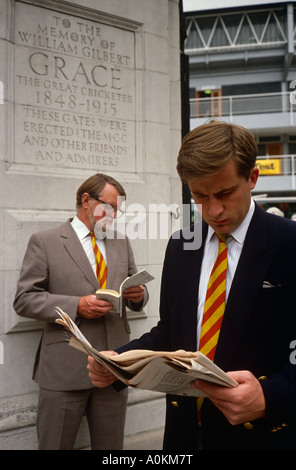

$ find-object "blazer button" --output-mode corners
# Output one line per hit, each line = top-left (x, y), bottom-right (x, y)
(171, 401), (179, 407)
(243, 422), (253, 430)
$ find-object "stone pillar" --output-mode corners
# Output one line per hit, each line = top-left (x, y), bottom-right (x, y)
(0, 0), (182, 449)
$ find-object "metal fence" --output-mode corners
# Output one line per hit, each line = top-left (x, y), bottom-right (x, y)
(190, 92), (295, 120)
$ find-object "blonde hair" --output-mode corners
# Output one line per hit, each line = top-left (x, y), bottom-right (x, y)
(177, 120), (258, 182)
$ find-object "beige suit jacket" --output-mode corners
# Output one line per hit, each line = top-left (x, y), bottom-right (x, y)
(13, 219), (148, 391)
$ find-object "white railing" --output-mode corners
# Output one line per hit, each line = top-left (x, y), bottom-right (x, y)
(190, 92), (295, 120)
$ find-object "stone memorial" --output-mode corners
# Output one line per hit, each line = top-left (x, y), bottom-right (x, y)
(0, 0), (182, 449)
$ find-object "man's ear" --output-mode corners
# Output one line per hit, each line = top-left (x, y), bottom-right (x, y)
(249, 166), (259, 190)
(81, 192), (91, 209)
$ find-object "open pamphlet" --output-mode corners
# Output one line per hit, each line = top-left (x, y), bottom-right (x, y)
(96, 269), (154, 315)
(55, 307), (238, 397)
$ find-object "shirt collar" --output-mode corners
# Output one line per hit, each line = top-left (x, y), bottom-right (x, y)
(231, 198), (255, 244)
(71, 215), (90, 241)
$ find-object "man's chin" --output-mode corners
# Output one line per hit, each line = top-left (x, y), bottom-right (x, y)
(210, 221), (228, 231)
(94, 219), (113, 237)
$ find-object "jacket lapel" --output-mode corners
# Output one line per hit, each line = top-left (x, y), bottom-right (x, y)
(60, 220), (99, 290)
(214, 204), (276, 370)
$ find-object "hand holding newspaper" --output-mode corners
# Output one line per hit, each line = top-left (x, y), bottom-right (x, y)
(55, 307), (238, 397)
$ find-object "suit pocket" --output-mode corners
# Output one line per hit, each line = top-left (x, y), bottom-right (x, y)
(43, 323), (69, 345)
(259, 285), (289, 301)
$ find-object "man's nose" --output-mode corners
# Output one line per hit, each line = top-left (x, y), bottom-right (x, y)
(208, 198), (224, 218)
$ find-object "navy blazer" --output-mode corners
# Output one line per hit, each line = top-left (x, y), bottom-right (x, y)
(118, 204), (296, 450)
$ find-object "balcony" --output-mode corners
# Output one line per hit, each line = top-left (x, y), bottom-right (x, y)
(189, 92), (296, 130)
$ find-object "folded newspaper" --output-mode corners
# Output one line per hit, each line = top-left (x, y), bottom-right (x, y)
(55, 307), (238, 397)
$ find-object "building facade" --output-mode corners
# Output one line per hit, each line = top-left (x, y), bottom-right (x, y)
(184, 1), (296, 217)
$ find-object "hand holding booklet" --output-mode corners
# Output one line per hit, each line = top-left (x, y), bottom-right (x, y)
(55, 307), (238, 397)
(96, 269), (154, 315)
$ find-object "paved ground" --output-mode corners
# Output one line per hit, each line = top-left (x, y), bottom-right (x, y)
(123, 428), (164, 450)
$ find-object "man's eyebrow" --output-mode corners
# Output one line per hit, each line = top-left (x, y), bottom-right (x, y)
(191, 190), (206, 197)
(214, 185), (239, 197)
(192, 185), (238, 197)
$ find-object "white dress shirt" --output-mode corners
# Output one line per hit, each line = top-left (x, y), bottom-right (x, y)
(71, 216), (107, 277)
(196, 199), (255, 348)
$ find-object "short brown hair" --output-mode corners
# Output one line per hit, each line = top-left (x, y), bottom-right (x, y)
(76, 173), (126, 209)
(177, 120), (258, 182)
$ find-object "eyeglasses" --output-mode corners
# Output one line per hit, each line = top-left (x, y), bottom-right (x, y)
(91, 195), (124, 219)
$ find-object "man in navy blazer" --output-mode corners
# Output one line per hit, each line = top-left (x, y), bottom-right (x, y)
(88, 121), (296, 450)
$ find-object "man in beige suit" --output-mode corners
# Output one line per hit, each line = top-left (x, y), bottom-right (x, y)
(13, 173), (149, 450)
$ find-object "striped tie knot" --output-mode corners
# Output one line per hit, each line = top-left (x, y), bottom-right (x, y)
(217, 232), (226, 243)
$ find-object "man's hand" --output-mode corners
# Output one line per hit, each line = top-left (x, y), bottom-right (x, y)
(191, 370), (266, 425)
(87, 354), (117, 387)
(122, 285), (144, 304)
(77, 295), (114, 319)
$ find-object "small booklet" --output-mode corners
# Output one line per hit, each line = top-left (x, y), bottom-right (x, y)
(55, 307), (238, 397)
(96, 269), (154, 315)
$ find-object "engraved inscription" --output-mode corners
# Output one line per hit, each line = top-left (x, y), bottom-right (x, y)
(14, 3), (137, 172)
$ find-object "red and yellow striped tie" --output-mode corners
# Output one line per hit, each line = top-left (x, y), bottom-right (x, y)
(90, 231), (107, 289)
(197, 232), (228, 424)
